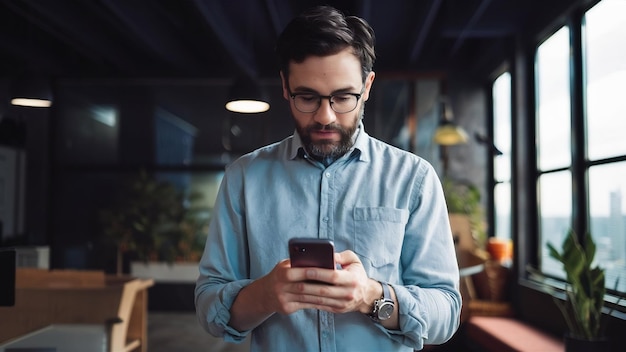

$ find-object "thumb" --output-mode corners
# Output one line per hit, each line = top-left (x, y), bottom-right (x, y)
(335, 250), (361, 266)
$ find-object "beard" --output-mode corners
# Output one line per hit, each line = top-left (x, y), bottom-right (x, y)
(297, 106), (363, 160)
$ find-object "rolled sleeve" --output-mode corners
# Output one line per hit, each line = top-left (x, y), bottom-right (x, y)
(195, 278), (254, 342)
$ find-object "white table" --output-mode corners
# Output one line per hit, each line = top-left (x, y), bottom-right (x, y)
(0, 324), (107, 352)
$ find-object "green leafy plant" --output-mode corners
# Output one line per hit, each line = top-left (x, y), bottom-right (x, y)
(547, 230), (606, 340)
(442, 178), (486, 248)
(99, 170), (209, 273)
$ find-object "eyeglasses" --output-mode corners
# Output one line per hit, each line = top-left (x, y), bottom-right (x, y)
(289, 89), (363, 113)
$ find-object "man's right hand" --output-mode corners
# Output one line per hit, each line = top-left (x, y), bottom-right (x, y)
(228, 257), (341, 331)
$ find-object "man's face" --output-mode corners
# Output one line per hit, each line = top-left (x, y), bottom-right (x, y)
(281, 48), (375, 159)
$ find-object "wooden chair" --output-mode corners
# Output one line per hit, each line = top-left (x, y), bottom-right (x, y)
(0, 268), (154, 352)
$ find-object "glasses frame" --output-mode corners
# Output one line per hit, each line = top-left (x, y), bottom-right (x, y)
(288, 88), (364, 114)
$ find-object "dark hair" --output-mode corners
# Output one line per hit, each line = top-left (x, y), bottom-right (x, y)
(276, 5), (376, 81)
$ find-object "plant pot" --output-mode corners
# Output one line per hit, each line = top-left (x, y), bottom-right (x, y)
(564, 334), (610, 352)
(130, 261), (199, 283)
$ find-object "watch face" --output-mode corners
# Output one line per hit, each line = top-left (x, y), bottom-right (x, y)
(378, 302), (394, 320)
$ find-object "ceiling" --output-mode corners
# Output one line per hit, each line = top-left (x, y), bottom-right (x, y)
(0, 0), (580, 81)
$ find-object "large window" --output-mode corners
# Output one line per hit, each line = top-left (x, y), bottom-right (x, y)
(536, 0), (626, 293)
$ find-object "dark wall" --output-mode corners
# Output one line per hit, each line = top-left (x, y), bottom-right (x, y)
(43, 80), (296, 271)
(0, 78), (50, 246)
(447, 77), (489, 209)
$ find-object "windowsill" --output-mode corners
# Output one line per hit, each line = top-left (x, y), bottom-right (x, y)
(518, 277), (626, 319)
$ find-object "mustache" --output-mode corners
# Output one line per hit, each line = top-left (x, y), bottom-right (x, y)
(307, 123), (343, 132)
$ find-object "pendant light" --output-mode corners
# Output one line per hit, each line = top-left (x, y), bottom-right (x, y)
(223, 0), (270, 114)
(433, 98), (468, 146)
(10, 78), (53, 108)
(225, 76), (270, 114)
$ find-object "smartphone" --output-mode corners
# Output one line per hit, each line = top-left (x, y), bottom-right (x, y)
(289, 238), (335, 269)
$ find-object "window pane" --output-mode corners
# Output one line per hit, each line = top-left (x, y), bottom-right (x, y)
(539, 171), (572, 278)
(56, 103), (120, 165)
(493, 72), (512, 242)
(589, 162), (626, 292)
(585, 0), (626, 160)
(494, 182), (511, 240)
(155, 107), (198, 167)
(493, 72), (511, 182)
(536, 27), (571, 170)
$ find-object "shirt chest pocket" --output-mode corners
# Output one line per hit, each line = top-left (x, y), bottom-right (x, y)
(353, 207), (408, 268)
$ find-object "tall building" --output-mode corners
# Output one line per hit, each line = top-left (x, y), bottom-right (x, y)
(609, 190), (625, 261)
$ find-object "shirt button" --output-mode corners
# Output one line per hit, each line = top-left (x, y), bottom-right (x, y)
(323, 217), (329, 222)
(325, 172), (331, 177)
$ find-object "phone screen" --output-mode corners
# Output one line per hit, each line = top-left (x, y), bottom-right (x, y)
(289, 238), (335, 269)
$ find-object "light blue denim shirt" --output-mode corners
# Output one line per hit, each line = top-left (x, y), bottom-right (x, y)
(195, 124), (461, 351)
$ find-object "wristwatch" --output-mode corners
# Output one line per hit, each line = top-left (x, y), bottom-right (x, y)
(370, 281), (395, 321)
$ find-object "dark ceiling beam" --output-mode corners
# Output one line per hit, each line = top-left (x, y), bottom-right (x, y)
(440, 28), (515, 38)
(355, 0), (373, 19)
(3, 0), (140, 75)
(449, 0), (494, 56)
(0, 32), (58, 75)
(264, 0), (288, 36)
(409, 0), (444, 64)
(97, 0), (197, 69)
(1, 0), (120, 70)
(192, 0), (259, 78)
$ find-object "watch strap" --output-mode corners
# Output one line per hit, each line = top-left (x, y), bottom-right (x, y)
(381, 281), (391, 301)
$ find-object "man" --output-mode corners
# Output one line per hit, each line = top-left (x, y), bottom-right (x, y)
(195, 6), (461, 351)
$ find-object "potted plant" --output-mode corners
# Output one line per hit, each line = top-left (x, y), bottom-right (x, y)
(442, 178), (486, 249)
(99, 170), (209, 276)
(546, 230), (613, 351)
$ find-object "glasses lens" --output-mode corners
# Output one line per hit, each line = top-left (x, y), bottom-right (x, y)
(293, 94), (319, 113)
(330, 94), (358, 113)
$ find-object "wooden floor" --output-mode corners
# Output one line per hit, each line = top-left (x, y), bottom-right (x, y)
(148, 312), (469, 352)
(148, 312), (250, 352)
